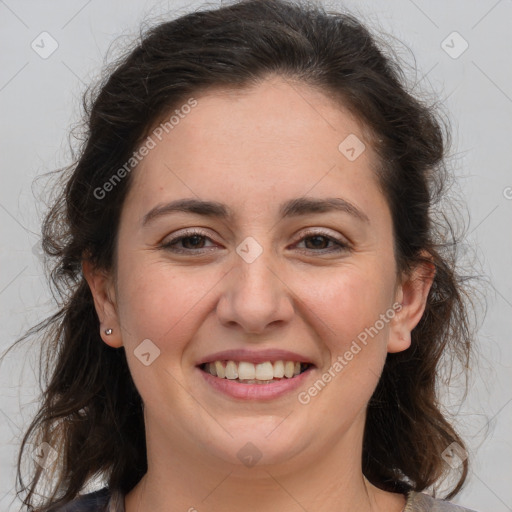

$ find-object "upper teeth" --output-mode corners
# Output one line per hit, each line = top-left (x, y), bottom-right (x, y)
(204, 360), (307, 380)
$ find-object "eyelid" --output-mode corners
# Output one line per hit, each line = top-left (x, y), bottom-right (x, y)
(294, 227), (350, 245)
(161, 227), (214, 242)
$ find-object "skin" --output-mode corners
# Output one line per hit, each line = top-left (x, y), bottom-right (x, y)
(83, 75), (434, 512)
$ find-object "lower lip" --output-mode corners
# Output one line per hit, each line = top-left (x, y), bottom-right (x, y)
(196, 366), (315, 400)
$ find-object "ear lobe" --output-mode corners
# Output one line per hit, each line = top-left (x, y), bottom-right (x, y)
(387, 259), (435, 354)
(81, 259), (123, 348)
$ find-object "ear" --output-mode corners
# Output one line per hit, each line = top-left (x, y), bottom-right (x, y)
(387, 257), (435, 354)
(81, 259), (123, 348)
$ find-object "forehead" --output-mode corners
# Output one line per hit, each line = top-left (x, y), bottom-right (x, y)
(125, 76), (385, 219)
(157, 77), (370, 163)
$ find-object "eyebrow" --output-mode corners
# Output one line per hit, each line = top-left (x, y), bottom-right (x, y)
(141, 196), (370, 226)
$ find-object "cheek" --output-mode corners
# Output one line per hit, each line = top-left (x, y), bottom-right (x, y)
(293, 269), (394, 420)
(115, 256), (222, 352)
(298, 264), (395, 342)
(113, 259), (217, 402)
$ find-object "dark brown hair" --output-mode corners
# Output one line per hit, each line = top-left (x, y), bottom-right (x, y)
(5, 0), (475, 509)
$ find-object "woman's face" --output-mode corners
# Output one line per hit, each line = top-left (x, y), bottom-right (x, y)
(86, 76), (430, 472)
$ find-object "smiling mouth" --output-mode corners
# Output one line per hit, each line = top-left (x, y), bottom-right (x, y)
(198, 361), (314, 384)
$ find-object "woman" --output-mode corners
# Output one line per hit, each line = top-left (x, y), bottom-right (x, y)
(11, 0), (478, 510)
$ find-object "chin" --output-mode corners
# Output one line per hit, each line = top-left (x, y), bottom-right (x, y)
(205, 425), (311, 469)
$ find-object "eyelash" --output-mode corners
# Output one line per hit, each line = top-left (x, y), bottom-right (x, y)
(160, 229), (350, 255)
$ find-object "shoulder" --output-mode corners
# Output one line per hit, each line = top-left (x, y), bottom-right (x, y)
(405, 490), (478, 512)
(44, 487), (113, 512)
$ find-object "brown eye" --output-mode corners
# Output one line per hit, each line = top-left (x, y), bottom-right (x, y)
(161, 230), (217, 253)
(294, 230), (350, 254)
(303, 235), (331, 250)
(179, 235), (207, 250)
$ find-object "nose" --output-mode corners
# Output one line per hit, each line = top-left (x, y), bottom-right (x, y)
(216, 247), (295, 335)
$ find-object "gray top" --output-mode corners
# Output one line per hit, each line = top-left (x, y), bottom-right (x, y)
(47, 487), (478, 511)
(405, 491), (477, 512)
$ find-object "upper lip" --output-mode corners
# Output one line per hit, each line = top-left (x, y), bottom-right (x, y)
(196, 349), (317, 366)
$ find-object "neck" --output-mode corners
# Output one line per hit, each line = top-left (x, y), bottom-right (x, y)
(124, 411), (406, 512)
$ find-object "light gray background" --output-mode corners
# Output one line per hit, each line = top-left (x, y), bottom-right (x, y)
(1, 1), (511, 511)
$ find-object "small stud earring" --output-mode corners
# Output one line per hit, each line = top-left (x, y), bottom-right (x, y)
(105, 328), (113, 335)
